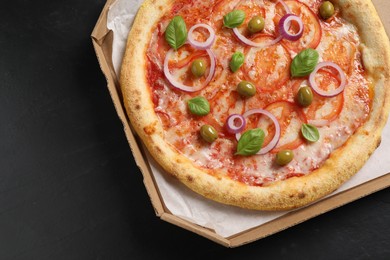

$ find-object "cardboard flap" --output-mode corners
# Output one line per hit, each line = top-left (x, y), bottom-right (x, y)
(91, 0), (116, 43)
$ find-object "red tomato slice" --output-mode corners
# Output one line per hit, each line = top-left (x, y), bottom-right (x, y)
(167, 45), (211, 87)
(292, 71), (344, 124)
(264, 101), (307, 152)
(321, 32), (356, 74)
(206, 90), (246, 135)
(236, 1), (266, 36)
(243, 101), (306, 153)
(242, 35), (291, 92)
(274, 0), (322, 53)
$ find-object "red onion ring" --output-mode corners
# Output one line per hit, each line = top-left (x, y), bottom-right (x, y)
(226, 114), (246, 134)
(278, 14), (304, 41)
(232, 0), (290, 48)
(187, 24), (216, 50)
(309, 62), (346, 97)
(163, 48), (216, 92)
(235, 109), (281, 155)
(232, 28), (283, 48)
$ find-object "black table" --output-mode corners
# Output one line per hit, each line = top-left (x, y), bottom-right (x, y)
(0, 0), (389, 259)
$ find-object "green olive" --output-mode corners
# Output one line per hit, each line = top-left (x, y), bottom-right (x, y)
(297, 86), (313, 107)
(191, 59), (206, 77)
(200, 124), (218, 143)
(237, 81), (256, 97)
(275, 150), (294, 166)
(248, 15), (265, 34)
(319, 1), (335, 20)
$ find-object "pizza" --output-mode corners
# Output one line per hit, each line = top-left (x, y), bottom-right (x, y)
(120, 0), (390, 210)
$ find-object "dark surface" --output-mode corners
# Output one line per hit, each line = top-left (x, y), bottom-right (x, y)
(0, 0), (389, 259)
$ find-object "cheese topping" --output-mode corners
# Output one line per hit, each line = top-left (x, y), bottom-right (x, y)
(146, 0), (370, 186)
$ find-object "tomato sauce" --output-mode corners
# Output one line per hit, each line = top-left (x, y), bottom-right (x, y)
(146, 0), (371, 186)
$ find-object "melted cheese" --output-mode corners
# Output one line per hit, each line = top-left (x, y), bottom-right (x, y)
(147, 0), (370, 186)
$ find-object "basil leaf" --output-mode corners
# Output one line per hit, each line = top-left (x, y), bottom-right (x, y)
(165, 16), (187, 50)
(188, 96), (210, 116)
(223, 10), (246, 28)
(235, 128), (265, 156)
(230, 52), (245, 72)
(301, 123), (320, 142)
(291, 48), (319, 77)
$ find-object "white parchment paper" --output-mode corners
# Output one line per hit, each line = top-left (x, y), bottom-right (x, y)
(107, 0), (390, 237)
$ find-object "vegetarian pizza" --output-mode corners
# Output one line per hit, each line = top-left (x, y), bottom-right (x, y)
(120, 0), (390, 210)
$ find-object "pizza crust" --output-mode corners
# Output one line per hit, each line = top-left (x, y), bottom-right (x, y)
(120, 0), (390, 210)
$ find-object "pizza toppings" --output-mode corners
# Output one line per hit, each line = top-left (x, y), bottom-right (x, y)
(191, 59), (206, 77)
(223, 9), (246, 28)
(187, 96), (210, 116)
(200, 124), (218, 143)
(236, 109), (281, 155)
(297, 86), (314, 107)
(187, 23), (216, 50)
(235, 128), (265, 156)
(319, 1), (335, 20)
(248, 15), (265, 34)
(163, 48), (216, 92)
(237, 81), (256, 97)
(229, 51), (245, 72)
(147, 0), (371, 186)
(309, 61), (346, 97)
(291, 48), (319, 77)
(226, 114), (246, 134)
(301, 123), (320, 142)
(275, 150), (294, 166)
(164, 16), (187, 50)
(278, 14), (304, 41)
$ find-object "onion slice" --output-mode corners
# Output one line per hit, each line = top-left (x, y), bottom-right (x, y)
(232, 0), (290, 48)
(226, 114), (246, 134)
(309, 62), (347, 97)
(163, 48), (216, 92)
(232, 28), (283, 48)
(235, 109), (281, 155)
(187, 24), (216, 50)
(278, 14), (304, 41)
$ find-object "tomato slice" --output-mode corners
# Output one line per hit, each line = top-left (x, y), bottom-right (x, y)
(292, 71), (344, 125)
(167, 45), (211, 87)
(243, 101), (306, 153)
(274, 0), (322, 53)
(242, 35), (291, 92)
(206, 90), (246, 134)
(320, 32), (356, 74)
(264, 101), (307, 152)
(235, 0), (266, 36)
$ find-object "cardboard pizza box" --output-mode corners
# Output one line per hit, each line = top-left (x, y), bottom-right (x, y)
(91, 0), (390, 247)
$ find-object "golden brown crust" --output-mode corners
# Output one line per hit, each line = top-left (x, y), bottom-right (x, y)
(120, 0), (390, 210)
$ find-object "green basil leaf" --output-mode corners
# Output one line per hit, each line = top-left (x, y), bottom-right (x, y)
(223, 10), (246, 28)
(291, 48), (319, 77)
(165, 16), (187, 50)
(301, 123), (320, 142)
(188, 96), (210, 116)
(235, 128), (265, 156)
(230, 52), (245, 72)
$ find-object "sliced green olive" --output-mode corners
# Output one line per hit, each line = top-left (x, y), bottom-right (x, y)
(275, 150), (294, 166)
(297, 86), (313, 107)
(248, 15), (265, 34)
(237, 81), (256, 97)
(191, 59), (206, 77)
(319, 1), (335, 20)
(200, 125), (218, 143)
